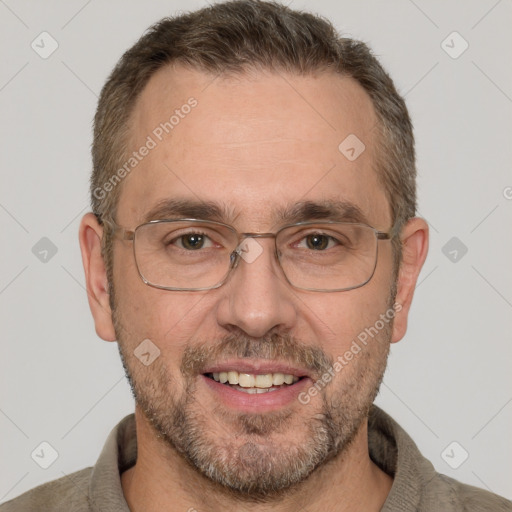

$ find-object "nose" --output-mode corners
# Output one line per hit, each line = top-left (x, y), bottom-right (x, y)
(215, 237), (298, 338)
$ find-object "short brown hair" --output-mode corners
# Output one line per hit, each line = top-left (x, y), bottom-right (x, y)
(91, 0), (416, 281)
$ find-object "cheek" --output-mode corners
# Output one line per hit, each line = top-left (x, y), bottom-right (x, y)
(301, 267), (394, 356)
(112, 257), (217, 366)
(113, 245), (187, 327)
(111, 247), (221, 362)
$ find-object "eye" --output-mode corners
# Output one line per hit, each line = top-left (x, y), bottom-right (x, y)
(172, 232), (215, 250)
(298, 233), (339, 251)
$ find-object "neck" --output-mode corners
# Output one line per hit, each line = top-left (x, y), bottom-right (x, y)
(121, 407), (393, 512)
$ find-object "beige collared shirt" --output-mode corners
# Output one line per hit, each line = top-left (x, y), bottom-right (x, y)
(1, 406), (510, 511)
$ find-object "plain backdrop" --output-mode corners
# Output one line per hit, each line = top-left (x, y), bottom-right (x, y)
(1, 0), (511, 503)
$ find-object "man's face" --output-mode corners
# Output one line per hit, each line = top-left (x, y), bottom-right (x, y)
(111, 66), (395, 497)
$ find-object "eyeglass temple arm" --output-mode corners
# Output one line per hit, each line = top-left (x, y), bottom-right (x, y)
(378, 219), (402, 240)
(96, 216), (135, 242)
(111, 226), (135, 241)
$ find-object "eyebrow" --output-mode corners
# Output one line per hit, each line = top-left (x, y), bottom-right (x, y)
(141, 198), (370, 227)
(142, 198), (235, 224)
(276, 200), (370, 226)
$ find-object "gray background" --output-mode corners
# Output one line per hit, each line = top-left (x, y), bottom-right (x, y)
(1, 0), (511, 503)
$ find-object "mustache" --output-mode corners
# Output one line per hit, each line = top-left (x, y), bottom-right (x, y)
(181, 332), (334, 379)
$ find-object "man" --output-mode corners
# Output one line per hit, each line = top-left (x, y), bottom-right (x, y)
(2, 1), (510, 511)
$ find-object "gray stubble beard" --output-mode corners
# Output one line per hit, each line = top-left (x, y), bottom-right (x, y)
(115, 318), (391, 502)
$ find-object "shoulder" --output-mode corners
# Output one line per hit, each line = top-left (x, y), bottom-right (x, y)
(0, 467), (93, 512)
(425, 473), (512, 511)
(370, 406), (512, 511)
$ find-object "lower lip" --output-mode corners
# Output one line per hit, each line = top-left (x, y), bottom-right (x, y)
(201, 374), (312, 412)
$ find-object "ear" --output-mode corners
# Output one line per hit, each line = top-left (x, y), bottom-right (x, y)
(391, 217), (429, 343)
(79, 213), (116, 342)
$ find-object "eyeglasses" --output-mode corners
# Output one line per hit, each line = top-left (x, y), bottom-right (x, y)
(112, 218), (394, 292)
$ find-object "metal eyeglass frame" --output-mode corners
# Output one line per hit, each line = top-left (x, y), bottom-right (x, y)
(112, 218), (396, 293)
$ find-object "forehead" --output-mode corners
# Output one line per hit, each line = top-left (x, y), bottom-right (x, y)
(117, 64), (390, 230)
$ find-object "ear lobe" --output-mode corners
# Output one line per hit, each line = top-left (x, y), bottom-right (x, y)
(391, 217), (429, 343)
(79, 212), (116, 342)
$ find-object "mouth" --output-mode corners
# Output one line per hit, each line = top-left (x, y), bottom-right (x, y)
(200, 363), (311, 412)
(204, 370), (302, 394)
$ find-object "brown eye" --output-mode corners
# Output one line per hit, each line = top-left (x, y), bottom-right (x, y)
(305, 234), (330, 250)
(179, 234), (206, 250)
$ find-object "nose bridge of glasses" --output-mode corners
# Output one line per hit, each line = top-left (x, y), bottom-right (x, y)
(240, 232), (277, 238)
(236, 232), (277, 249)
(230, 232), (278, 267)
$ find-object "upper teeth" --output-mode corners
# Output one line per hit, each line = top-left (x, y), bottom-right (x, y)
(211, 371), (299, 388)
